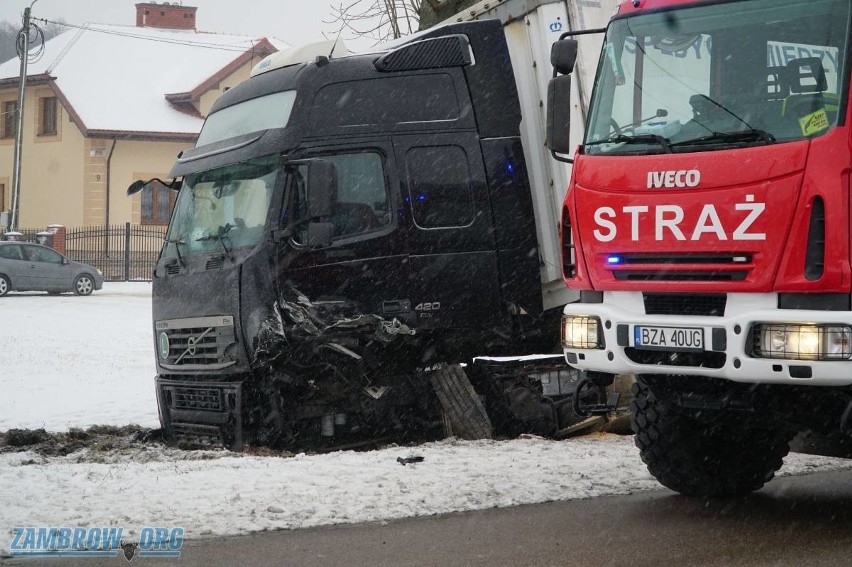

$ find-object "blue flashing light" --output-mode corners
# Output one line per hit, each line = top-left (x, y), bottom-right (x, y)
(417, 193), (426, 202)
(607, 255), (623, 265)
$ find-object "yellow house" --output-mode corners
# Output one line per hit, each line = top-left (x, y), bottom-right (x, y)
(0, 2), (282, 230)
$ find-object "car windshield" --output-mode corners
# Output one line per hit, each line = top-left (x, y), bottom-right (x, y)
(584, 0), (851, 155)
(163, 155), (279, 259)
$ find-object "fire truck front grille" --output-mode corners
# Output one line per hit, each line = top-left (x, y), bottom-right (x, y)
(608, 253), (751, 282)
(625, 348), (726, 369)
(614, 253), (752, 265)
(614, 271), (748, 282)
(644, 293), (727, 317)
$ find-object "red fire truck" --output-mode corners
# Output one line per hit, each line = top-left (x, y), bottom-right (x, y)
(551, 0), (852, 496)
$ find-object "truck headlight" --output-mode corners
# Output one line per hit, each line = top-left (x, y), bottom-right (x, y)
(754, 324), (852, 360)
(561, 316), (603, 349)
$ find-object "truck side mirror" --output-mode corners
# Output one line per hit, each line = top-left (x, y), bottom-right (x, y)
(305, 160), (337, 218)
(126, 177), (181, 196)
(547, 74), (574, 159)
(127, 180), (146, 196)
(551, 39), (578, 76)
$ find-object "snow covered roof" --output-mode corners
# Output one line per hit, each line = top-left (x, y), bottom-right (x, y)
(0, 24), (288, 138)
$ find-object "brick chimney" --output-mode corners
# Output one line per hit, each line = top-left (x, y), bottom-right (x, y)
(136, 2), (197, 31)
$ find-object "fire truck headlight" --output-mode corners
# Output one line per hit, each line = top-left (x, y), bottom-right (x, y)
(755, 324), (852, 361)
(561, 316), (603, 349)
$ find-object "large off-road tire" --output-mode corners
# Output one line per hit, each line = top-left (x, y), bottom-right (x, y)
(430, 364), (493, 440)
(631, 377), (792, 498)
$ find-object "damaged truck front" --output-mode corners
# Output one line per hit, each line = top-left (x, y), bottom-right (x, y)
(135, 5), (614, 450)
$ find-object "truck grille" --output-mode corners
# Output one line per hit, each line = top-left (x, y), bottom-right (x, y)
(644, 294), (727, 317)
(614, 271), (747, 281)
(155, 316), (236, 370)
(609, 253), (751, 282)
(170, 386), (222, 411)
(625, 348), (726, 369)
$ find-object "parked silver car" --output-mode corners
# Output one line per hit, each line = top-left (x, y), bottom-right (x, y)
(0, 242), (104, 296)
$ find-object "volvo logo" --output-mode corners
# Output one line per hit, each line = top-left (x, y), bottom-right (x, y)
(186, 336), (199, 356)
(174, 327), (215, 365)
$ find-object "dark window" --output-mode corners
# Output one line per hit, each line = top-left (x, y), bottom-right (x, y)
(406, 145), (474, 228)
(0, 244), (22, 260)
(0, 183), (5, 211)
(326, 152), (390, 238)
(3, 101), (18, 138)
(40, 97), (57, 135)
(142, 181), (175, 225)
(22, 245), (61, 263)
(290, 152), (390, 243)
(22, 244), (62, 264)
(310, 75), (460, 130)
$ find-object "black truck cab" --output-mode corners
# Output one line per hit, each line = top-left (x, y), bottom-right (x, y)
(148, 20), (550, 448)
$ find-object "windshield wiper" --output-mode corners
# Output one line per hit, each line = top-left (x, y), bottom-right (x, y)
(585, 134), (672, 153)
(196, 224), (234, 260)
(670, 129), (776, 148)
(165, 238), (186, 267)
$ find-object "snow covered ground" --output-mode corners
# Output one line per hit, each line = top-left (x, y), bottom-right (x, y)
(1, 283), (159, 431)
(2, 283), (852, 556)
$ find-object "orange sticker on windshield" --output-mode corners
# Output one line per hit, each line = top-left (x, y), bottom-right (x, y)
(799, 109), (830, 136)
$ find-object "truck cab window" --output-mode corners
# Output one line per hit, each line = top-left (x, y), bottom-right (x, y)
(289, 151), (390, 244)
(405, 145), (474, 228)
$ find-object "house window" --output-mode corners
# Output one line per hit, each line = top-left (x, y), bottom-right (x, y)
(39, 97), (57, 136)
(2, 101), (18, 139)
(141, 181), (175, 225)
(0, 183), (5, 210)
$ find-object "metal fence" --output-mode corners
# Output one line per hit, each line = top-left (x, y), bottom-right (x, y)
(1, 223), (166, 282)
(66, 224), (166, 281)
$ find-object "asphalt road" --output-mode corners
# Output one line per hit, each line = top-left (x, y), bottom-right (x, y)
(4, 469), (852, 567)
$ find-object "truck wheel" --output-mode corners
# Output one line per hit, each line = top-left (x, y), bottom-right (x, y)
(631, 377), (791, 498)
(430, 364), (493, 440)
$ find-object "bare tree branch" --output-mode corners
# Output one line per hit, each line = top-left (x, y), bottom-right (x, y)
(325, 0), (421, 45)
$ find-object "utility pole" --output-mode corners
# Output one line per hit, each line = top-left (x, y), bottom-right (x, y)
(10, 2), (36, 232)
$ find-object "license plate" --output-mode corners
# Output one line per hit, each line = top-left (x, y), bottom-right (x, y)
(634, 326), (704, 352)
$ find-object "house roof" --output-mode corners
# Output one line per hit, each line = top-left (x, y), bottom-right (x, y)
(0, 24), (287, 138)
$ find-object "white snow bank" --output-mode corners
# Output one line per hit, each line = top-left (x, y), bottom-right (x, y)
(2, 434), (851, 555)
(0, 283), (159, 432)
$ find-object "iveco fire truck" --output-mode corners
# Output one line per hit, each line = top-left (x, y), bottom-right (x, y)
(554, 0), (852, 495)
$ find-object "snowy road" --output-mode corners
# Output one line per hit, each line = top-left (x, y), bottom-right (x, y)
(2, 284), (852, 558)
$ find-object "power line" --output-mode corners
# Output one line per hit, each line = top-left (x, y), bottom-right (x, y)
(32, 17), (265, 52)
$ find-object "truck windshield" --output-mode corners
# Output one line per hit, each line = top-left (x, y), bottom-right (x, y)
(163, 155), (279, 258)
(584, 0), (850, 155)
